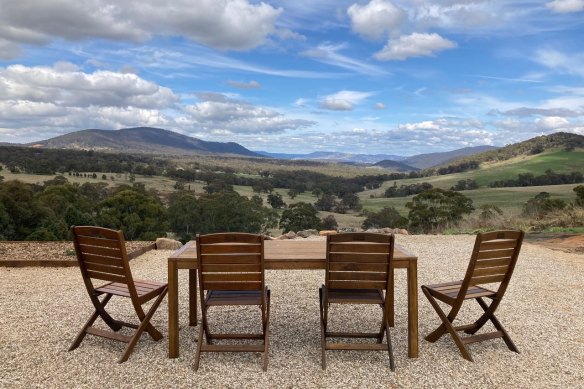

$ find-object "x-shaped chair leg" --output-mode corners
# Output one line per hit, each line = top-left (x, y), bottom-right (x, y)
(69, 294), (116, 351)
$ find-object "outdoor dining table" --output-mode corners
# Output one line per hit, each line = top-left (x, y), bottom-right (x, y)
(167, 239), (419, 359)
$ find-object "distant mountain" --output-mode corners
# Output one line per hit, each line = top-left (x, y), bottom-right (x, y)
(256, 150), (405, 164)
(371, 159), (419, 172)
(402, 146), (499, 169)
(26, 127), (263, 158)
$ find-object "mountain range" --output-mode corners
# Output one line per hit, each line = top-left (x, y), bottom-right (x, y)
(20, 126), (501, 170)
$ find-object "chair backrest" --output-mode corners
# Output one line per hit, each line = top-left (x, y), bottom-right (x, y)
(71, 226), (135, 295)
(460, 230), (524, 299)
(196, 233), (265, 292)
(326, 232), (394, 290)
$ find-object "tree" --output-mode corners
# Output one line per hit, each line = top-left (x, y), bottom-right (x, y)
(279, 202), (321, 233)
(96, 188), (168, 240)
(167, 191), (200, 242)
(267, 192), (286, 209)
(321, 215), (338, 230)
(340, 192), (361, 211)
(478, 204), (503, 223)
(362, 207), (407, 230)
(406, 188), (474, 233)
(523, 192), (566, 218)
(314, 193), (337, 211)
(574, 185), (584, 207)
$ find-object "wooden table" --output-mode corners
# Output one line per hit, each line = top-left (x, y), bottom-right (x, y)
(168, 239), (419, 359)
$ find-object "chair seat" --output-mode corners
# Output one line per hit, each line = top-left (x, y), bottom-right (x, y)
(96, 279), (167, 303)
(206, 290), (265, 306)
(423, 280), (496, 305)
(327, 288), (384, 304)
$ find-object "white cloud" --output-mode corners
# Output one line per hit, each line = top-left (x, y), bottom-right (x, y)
(183, 94), (315, 134)
(227, 80), (261, 89)
(301, 43), (387, 75)
(374, 33), (456, 61)
(546, 0), (584, 13)
(0, 0), (282, 58)
(347, 0), (405, 40)
(319, 90), (375, 111)
(534, 48), (584, 78)
(535, 116), (570, 130)
(374, 102), (386, 110)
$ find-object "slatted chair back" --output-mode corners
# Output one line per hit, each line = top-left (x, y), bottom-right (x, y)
(326, 232), (394, 292)
(457, 230), (524, 304)
(71, 226), (136, 299)
(196, 232), (265, 294)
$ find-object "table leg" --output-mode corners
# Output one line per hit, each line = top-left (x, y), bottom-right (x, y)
(189, 269), (197, 326)
(407, 261), (419, 358)
(168, 261), (179, 358)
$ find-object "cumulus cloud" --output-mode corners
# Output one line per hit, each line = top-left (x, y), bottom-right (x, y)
(546, 0), (584, 13)
(227, 80), (261, 89)
(374, 102), (386, 110)
(374, 33), (456, 61)
(347, 0), (405, 40)
(0, 0), (282, 58)
(183, 93), (315, 134)
(535, 116), (570, 130)
(319, 90), (374, 111)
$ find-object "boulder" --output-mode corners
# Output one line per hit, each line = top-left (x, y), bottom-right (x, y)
(285, 231), (297, 239)
(399, 229), (409, 235)
(337, 227), (360, 233)
(156, 238), (182, 250)
(319, 230), (337, 236)
(297, 229), (319, 238)
(365, 228), (383, 234)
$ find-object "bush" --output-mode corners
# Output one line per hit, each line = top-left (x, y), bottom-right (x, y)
(321, 215), (338, 230)
(279, 202), (321, 233)
(406, 188), (474, 233)
(362, 207), (407, 230)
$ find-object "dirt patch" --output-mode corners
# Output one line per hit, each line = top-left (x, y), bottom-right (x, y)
(524, 232), (584, 254)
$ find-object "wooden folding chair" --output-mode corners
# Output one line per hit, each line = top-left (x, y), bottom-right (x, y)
(320, 232), (395, 371)
(422, 230), (524, 361)
(194, 233), (270, 371)
(69, 226), (168, 363)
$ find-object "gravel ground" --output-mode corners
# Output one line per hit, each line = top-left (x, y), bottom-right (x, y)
(1, 235), (582, 388)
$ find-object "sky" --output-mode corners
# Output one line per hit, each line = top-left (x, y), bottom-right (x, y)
(0, 0), (583, 156)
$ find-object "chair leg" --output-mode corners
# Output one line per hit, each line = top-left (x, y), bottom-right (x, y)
(263, 290), (271, 372)
(475, 298), (519, 353)
(423, 288), (473, 361)
(119, 290), (168, 363)
(194, 323), (205, 371)
(319, 287), (326, 370)
(384, 313), (395, 371)
(69, 294), (114, 351)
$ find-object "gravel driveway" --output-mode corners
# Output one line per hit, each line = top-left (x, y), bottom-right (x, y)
(1, 235), (582, 388)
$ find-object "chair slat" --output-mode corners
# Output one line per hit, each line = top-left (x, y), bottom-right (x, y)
(81, 253), (124, 267)
(329, 262), (388, 272)
(328, 252), (389, 263)
(202, 281), (262, 290)
(200, 244), (262, 254)
(328, 280), (386, 289)
(474, 257), (512, 269)
(84, 261), (126, 276)
(199, 233), (262, 245)
(202, 273), (262, 282)
(328, 271), (388, 281)
(86, 270), (127, 284)
(202, 263), (262, 272)
(469, 273), (506, 285)
(78, 244), (122, 258)
(479, 239), (518, 250)
(329, 242), (391, 253)
(328, 232), (391, 243)
(75, 235), (121, 249)
(476, 248), (516, 260)
(200, 254), (261, 264)
(472, 265), (509, 278)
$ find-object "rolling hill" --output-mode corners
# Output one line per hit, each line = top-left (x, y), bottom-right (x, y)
(371, 159), (419, 172)
(402, 145), (498, 169)
(26, 127), (263, 158)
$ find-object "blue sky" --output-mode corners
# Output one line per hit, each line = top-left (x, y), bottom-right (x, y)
(0, 0), (583, 155)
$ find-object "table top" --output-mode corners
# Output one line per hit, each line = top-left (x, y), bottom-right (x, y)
(168, 239), (417, 270)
